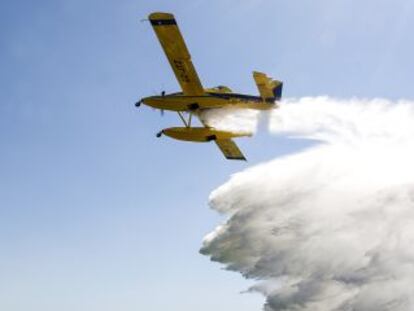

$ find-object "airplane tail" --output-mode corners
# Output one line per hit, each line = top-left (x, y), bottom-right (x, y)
(253, 71), (283, 103)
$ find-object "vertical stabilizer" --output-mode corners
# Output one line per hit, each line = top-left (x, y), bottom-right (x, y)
(253, 71), (283, 102)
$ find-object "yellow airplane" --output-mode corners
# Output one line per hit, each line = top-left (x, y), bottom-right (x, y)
(136, 12), (283, 160)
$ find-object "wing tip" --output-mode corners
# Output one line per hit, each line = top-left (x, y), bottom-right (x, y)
(148, 12), (175, 20)
(225, 155), (247, 161)
(148, 12), (177, 26)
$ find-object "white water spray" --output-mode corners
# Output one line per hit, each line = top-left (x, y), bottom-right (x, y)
(199, 107), (260, 133)
(201, 97), (414, 311)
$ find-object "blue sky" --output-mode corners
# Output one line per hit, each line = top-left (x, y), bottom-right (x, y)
(1, 1), (414, 310)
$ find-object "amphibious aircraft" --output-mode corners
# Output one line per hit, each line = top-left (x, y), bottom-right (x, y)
(136, 12), (283, 160)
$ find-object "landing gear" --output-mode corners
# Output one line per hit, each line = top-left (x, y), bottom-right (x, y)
(177, 111), (193, 128)
(157, 109), (196, 139)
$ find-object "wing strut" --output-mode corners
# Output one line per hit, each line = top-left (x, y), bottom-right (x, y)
(177, 111), (193, 128)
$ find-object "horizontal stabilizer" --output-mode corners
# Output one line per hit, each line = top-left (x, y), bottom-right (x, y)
(215, 139), (246, 161)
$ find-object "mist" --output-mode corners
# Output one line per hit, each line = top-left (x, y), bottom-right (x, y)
(201, 97), (414, 310)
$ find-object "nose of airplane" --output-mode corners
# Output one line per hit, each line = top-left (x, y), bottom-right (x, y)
(135, 99), (143, 107)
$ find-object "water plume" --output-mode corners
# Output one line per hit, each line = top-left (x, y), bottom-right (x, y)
(199, 107), (260, 133)
(201, 96), (414, 310)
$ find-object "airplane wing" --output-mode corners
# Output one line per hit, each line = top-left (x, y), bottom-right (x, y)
(215, 139), (246, 161)
(148, 12), (204, 96)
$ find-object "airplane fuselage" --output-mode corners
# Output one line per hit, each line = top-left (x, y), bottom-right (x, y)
(141, 91), (277, 112)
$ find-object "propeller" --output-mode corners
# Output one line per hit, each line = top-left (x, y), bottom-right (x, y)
(136, 89), (166, 114)
(156, 130), (163, 138)
(160, 90), (166, 115)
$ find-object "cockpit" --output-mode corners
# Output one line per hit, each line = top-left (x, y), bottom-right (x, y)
(206, 85), (233, 93)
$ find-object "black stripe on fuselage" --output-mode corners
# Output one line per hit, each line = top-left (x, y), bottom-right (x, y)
(159, 93), (262, 101)
(208, 92), (268, 103)
(150, 19), (177, 26)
